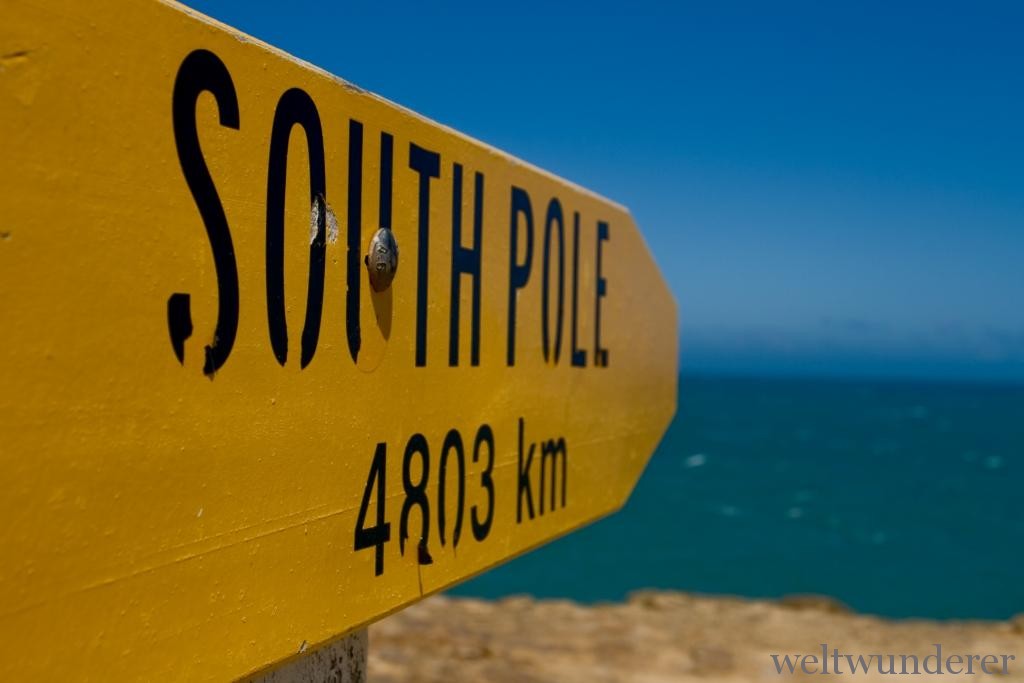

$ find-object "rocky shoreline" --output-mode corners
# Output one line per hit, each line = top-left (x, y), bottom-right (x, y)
(369, 592), (1023, 682)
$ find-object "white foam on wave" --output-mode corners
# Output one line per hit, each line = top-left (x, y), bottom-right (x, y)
(685, 453), (707, 468)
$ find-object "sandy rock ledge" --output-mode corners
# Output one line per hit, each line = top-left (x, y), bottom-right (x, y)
(369, 592), (1024, 682)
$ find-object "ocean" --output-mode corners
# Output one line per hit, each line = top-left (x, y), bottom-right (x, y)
(450, 374), (1024, 620)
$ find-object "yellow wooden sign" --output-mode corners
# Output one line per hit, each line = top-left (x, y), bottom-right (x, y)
(0, 1), (677, 680)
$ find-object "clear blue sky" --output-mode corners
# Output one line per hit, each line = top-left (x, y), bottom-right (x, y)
(183, 0), (1024, 382)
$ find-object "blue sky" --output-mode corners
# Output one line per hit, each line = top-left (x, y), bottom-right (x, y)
(183, 0), (1024, 381)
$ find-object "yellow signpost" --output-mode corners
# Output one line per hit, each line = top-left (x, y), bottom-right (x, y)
(0, 0), (678, 679)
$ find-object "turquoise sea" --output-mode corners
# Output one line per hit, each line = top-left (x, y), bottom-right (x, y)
(451, 374), (1024, 620)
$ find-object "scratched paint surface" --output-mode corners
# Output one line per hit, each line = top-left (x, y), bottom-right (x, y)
(0, 1), (677, 680)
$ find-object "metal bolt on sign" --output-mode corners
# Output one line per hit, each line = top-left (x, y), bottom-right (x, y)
(366, 228), (398, 292)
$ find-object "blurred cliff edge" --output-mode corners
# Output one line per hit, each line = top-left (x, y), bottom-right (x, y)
(370, 592), (1024, 682)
